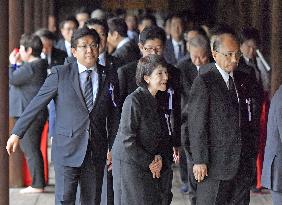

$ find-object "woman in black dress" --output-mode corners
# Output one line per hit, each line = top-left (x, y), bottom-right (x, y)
(112, 54), (173, 205)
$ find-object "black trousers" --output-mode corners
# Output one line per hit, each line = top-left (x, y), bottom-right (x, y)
(179, 148), (188, 184)
(54, 147), (104, 205)
(17, 111), (47, 188)
(196, 159), (254, 205)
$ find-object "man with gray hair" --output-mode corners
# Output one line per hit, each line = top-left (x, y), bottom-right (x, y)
(186, 32), (258, 204)
(177, 34), (212, 204)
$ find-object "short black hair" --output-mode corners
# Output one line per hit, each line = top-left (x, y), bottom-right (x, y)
(170, 13), (184, 23)
(84, 18), (109, 34)
(71, 27), (100, 48)
(138, 14), (157, 26)
(239, 27), (260, 46)
(107, 17), (128, 37)
(20, 34), (43, 57)
(139, 26), (166, 45)
(59, 16), (79, 30)
(35, 28), (56, 41)
(186, 25), (208, 38)
(136, 54), (167, 88)
(75, 7), (90, 16)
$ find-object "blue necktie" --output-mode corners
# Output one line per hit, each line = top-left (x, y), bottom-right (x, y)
(84, 70), (93, 112)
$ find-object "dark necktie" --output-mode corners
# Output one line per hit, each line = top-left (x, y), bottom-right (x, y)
(178, 44), (184, 60)
(228, 75), (239, 113)
(84, 70), (93, 112)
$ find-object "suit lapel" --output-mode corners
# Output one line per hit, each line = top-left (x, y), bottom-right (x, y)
(70, 62), (88, 110)
(93, 65), (107, 109)
(210, 67), (230, 102)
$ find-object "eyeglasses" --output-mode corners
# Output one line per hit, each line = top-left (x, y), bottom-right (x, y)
(77, 43), (99, 50)
(216, 50), (242, 60)
(143, 46), (163, 53)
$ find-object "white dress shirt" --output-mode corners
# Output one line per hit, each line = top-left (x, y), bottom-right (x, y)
(77, 61), (99, 104)
(215, 63), (239, 101)
(172, 38), (184, 60)
(65, 41), (72, 57)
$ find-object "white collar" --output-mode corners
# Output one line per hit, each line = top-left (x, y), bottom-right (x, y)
(65, 40), (71, 47)
(77, 60), (97, 74)
(117, 37), (130, 49)
(215, 63), (234, 85)
(172, 38), (184, 47)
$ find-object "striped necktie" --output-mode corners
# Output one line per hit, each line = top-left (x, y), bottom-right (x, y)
(84, 70), (93, 112)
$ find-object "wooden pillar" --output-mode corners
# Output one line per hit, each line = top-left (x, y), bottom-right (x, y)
(270, 0), (282, 96)
(0, 0), (9, 204)
(24, 0), (34, 33)
(9, 0), (24, 188)
(42, 0), (49, 28)
(34, 0), (43, 30)
(9, 0), (24, 51)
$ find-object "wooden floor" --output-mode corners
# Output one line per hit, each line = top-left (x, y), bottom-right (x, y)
(9, 167), (272, 205)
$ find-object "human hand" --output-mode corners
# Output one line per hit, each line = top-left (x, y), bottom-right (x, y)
(149, 155), (162, 178)
(193, 164), (208, 182)
(6, 134), (20, 155)
(9, 48), (22, 65)
(107, 150), (112, 171)
(173, 146), (180, 164)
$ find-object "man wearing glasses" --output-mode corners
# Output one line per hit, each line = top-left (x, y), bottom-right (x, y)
(6, 28), (119, 205)
(186, 31), (258, 205)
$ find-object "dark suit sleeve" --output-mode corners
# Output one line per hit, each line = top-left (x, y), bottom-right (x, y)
(117, 66), (128, 106)
(12, 68), (59, 138)
(120, 95), (154, 169)
(172, 69), (182, 147)
(9, 65), (34, 86)
(187, 76), (209, 164)
(107, 72), (121, 149)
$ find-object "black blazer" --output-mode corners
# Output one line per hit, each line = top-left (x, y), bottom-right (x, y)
(50, 47), (68, 67)
(12, 62), (120, 167)
(186, 66), (258, 180)
(177, 59), (212, 145)
(112, 87), (172, 170)
(9, 59), (48, 117)
(111, 40), (141, 66)
(163, 39), (186, 66)
(117, 61), (182, 147)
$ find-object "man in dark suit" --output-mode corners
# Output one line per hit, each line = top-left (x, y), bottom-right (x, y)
(163, 14), (186, 66)
(55, 16), (79, 57)
(177, 34), (212, 203)
(262, 85), (282, 205)
(84, 18), (122, 205)
(6, 28), (119, 205)
(9, 34), (49, 194)
(35, 28), (68, 69)
(107, 17), (140, 66)
(117, 26), (181, 204)
(186, 32), (258, 205)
